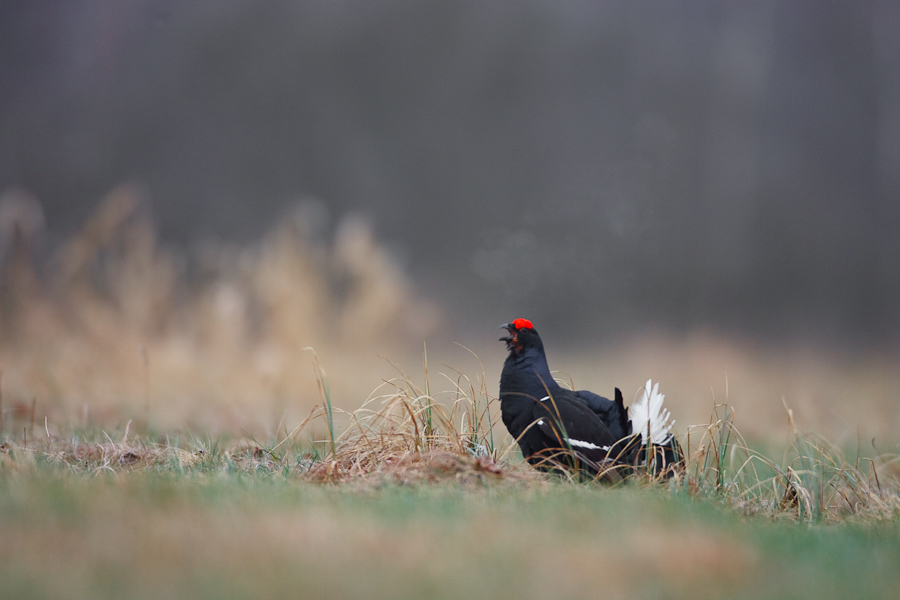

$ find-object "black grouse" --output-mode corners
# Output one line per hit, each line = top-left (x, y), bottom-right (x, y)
(499, 318), (681, 478)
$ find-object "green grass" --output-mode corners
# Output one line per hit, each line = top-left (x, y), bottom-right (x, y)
(1, 461), (899, 600)
(1, 379), (899, 600)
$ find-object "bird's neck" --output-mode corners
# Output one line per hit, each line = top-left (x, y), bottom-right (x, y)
(500, 347), (560, 399)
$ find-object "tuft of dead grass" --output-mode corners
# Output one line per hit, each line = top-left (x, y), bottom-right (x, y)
(290, 353), (545, 487)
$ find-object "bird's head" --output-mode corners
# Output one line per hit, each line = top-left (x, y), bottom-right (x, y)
(500, 318), (539, 355)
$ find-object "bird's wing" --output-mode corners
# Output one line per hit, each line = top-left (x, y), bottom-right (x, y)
(573, 388), (630, 439)
(531, 392), (618, 464)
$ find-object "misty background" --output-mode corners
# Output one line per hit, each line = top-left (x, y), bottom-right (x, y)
(3, 0), (900, 347)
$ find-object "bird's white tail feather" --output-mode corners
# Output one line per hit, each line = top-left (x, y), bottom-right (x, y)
(629, 379), (675, 445)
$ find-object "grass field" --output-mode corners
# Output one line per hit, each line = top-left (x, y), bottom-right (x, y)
(2, 193), (900, 599)
(2, 365), (899, 600)
(1, 475), (899, 600)
(2, 420), (899, 600)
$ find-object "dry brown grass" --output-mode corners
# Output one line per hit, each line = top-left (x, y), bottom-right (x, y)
(0, 187), (440, 434)
(3, 188), (899, 453)
(1, 189), (899, 524)
(3, 352), (898, 525)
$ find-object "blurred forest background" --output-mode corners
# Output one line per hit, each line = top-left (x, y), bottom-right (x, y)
(1, 1), (899, 439)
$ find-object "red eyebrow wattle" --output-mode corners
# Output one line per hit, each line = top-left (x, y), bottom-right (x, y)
(511, 318), (533, 330)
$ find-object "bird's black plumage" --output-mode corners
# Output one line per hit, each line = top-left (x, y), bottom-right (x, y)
(499, 319), (680, 478)
(572, 388), (630, 440)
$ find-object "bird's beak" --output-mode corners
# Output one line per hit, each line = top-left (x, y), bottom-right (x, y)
(499, 323), (517, 348)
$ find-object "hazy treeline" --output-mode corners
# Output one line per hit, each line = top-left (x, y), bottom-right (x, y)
(2, 1), (898, 344)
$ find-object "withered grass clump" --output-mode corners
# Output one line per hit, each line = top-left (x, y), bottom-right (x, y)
(289, 352), (545, 488)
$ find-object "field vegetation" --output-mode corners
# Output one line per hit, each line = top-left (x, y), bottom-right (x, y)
(1, 191), (899, 599)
